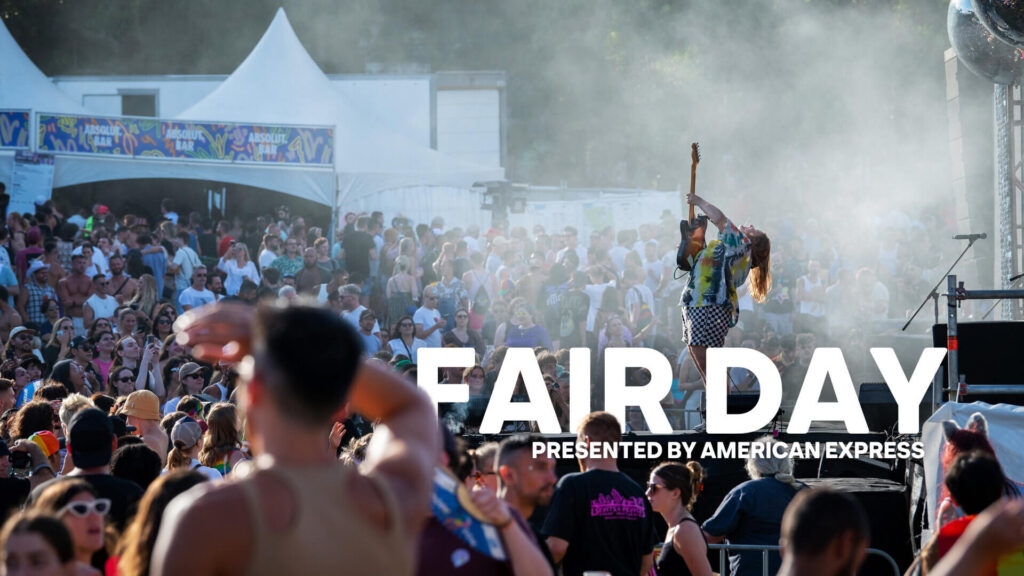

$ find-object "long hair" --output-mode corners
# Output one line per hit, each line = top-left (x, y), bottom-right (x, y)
(128, 274), (158, 318)
(167, 433), (197, 472)
(199, 403), (241, 468)
(45, 317), (74, 348)
(747, 231), (772, 303)
(116, 471), (207, 576)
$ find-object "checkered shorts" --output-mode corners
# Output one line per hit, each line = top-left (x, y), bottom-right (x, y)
(681, 304), (733, 347)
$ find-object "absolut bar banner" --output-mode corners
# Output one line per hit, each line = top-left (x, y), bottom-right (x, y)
(0, 110), (31, 149)
(36, 113), (333, 166)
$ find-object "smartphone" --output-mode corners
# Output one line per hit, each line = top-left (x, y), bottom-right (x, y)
(10, 451), (30, 471)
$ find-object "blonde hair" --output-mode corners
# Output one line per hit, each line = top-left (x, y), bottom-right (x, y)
(58, 393), (94, 432)
(129, 274), (159, 317)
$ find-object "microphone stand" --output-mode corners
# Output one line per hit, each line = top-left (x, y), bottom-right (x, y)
(902, 236), (983, 331)
(980, 273), (1024, 320)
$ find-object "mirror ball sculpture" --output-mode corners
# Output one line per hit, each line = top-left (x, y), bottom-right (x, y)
(949, 0), (1024, 84)
(973, 0), (1024, 50)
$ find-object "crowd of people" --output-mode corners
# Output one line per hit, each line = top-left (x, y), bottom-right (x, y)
(0, 196), (1020, 576)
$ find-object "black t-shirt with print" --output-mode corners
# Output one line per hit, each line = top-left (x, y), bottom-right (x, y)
(542, 469), (657, 576)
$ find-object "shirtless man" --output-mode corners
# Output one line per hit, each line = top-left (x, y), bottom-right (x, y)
(152, 301), (438, 576)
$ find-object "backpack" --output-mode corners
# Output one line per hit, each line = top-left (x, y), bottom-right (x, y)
(556, 288), (576, 339)
(630, 286), (654, 334)
(472, 285), (491, 315)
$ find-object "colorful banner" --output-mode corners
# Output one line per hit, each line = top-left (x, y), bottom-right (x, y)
(36, 113), (333, 166)
(0, 110), (31, 149)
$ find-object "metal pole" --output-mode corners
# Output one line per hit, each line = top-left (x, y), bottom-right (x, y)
(947, 275), (960, 403)
(995, 83), (1014, 320)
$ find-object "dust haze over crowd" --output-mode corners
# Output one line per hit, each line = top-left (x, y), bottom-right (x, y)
(8, 0), (962, 261)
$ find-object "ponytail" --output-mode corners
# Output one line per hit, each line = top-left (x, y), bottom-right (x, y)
(167, 442), (193, 471)
(747, 232), (771, 303)
(686, 461), (704, 508)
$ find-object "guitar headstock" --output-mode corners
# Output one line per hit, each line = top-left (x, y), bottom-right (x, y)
(691, 142), (700, 166)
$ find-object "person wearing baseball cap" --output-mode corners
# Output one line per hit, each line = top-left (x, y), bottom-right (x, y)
(28, 430), (62, 472)
(162, 362), (206, 416)
(28, 408), (143, 531)
(166, 417), (222, 481)
(18, 259), (57, 327)
(122, 390), (168, 466)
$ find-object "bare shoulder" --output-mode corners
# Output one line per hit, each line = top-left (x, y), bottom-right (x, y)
(673, 518), (705, 548)
(348, 472), (391, 531)
(151, 482), (252, 576)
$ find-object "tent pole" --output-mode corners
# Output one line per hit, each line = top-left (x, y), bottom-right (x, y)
(329, 173), (339, 246)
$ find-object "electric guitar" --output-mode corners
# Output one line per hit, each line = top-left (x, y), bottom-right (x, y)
(675, 142), (706, 271)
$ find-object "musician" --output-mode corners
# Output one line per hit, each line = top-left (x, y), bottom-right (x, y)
(680, 194), (771, 385)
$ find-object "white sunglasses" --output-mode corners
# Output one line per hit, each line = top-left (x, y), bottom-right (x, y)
(59, 498), (111, 518)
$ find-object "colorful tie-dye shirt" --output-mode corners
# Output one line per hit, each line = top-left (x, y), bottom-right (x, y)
(680, 221), (751, 325)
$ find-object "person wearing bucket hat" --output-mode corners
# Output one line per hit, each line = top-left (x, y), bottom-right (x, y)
(30, 408), (143, 532)
(122, 390), (168, 466)
(166, 417), (221, 481)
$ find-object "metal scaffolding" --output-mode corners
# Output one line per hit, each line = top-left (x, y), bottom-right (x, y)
(999, 84), (1024, 319)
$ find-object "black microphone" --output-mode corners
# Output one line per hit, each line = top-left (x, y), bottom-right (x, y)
(952, 233), (987, 240)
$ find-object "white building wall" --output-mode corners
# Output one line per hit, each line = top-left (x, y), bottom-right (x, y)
(51, 74), (503, 167)
(436, 89), (501, 168)
(53, 76), (222, 118)
(331, 77), (431, 147)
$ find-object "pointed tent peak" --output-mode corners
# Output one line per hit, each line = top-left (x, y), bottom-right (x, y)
(0, 16), (87, 113)
(177, 6), (335, 124)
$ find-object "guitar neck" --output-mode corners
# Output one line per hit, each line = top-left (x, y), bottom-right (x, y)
(687, 166), (697, 220)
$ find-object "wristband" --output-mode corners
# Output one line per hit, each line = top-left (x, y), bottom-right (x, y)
(32, 464), (54, 476)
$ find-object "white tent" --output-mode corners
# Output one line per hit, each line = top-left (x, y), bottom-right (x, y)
(176, 9), (504, 226)
(0, 17), (88, 189)
(0, 14), (334, 208)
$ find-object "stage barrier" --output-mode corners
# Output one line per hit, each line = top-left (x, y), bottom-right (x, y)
(708, 543), (900, 576)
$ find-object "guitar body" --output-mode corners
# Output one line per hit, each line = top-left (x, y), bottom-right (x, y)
(676, 215), (708, 271)
(676, 142), (704, 271)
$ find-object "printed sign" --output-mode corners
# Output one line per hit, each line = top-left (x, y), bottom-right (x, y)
(0, 110), (31, 149)
(37, 113), (333, 166)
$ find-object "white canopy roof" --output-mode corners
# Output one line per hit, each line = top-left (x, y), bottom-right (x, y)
(177, 8), (503, 206)
(0, 17), (89, 187)
(0, 15), (333, 206)
(0, 18), (87, 115)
